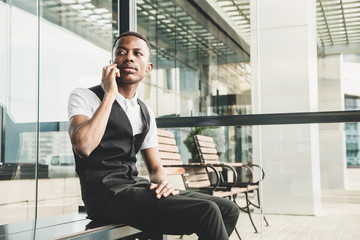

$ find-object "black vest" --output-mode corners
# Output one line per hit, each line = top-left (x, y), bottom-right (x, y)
(74, 85), (151, 208)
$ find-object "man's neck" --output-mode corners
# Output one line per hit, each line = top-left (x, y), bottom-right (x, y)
(117, 83), (138, 99)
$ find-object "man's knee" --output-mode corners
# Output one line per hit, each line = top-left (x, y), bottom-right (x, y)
(198, 200), (222, 218)
(217, 198), (240, 221)
(228, 200), (240, 220)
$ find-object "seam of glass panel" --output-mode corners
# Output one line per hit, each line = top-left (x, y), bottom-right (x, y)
(155, 0), (159, 118)
(130, 0), (137, 31)
(174, 3), (178, 116)
(254, 0), (264, 235)
(34, 0), (40, 227)
(0, 107), (3, 166)
(2, 1), (11, 167)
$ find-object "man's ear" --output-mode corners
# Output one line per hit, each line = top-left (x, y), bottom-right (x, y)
(146, 63), (153, 73)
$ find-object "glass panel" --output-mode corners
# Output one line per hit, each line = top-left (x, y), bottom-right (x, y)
(36, 0), (117, 219)
(345, 95), (360, 167)
(137, 0), (250, 118)
(0, 0), (38, 224)
(137, 0), (158, 114)
(156, 121), (359, 239)
(157, 0), (177, 117)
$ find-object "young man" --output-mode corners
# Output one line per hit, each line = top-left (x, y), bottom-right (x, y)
(68, 31), (239, 240)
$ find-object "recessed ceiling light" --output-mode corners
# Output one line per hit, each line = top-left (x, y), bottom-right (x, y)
(94, 8), (109, 14)
(70, 4), (85, 10)
(84, 3), (95, 8)
(60, 0), (76, 4)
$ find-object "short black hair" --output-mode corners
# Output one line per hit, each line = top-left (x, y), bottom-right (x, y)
(112, 31), (151, 54)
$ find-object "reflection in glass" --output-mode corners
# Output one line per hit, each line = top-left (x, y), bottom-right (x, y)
(137, 0), (251, 118)
(0, 0), (38, 225)
(1, 0), (118, 225)
(36, 0), (117, 220)
(345, 95), (360, 167)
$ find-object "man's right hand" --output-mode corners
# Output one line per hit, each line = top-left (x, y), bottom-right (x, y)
(102, 63), (120, 96)
(68, 64), (120, 158)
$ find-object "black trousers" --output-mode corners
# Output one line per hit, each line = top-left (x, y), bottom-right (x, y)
(91, 183), (239, 240)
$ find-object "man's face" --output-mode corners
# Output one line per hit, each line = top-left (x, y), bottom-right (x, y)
(113, 35), (153, 85)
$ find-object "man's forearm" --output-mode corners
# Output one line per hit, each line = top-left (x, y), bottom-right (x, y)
(70, 92), (116, 157)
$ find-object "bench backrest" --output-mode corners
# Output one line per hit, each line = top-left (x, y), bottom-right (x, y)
(157, 129), (212, 189)
(157, 129), (184, 175)
(194, 134), (225, 174)
(194, 134), (220, 165)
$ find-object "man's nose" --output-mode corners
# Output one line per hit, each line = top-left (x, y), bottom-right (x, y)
(124, 52), (135, 62)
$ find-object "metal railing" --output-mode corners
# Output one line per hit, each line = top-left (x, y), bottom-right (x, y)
(8, 110), (360, 131)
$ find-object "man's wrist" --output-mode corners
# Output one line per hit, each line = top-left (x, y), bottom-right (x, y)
(104, 92), (117, 102)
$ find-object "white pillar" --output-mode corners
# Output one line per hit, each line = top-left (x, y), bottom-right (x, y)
(251, 0), (321, 215)
(318, 55), (347, 190)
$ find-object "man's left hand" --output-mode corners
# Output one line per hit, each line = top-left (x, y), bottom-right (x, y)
(149, 181), (179, 199)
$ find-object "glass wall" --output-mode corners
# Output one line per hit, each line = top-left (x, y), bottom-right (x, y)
(136, 0), (360, 239)
(137, 0), (251, 119)
(0, 0), (38, 224)
(1, 0), (359, 239)
(136, 0), (251, 169)
(345, 95), (360, 167)
(0, 0), (117, 225)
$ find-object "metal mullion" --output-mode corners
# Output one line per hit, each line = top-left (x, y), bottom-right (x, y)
(340, 0), (350, 44)
(119, 0), (136, 33)
(156, 110), (360, 128)
(318, 0), (334, 45)
(229, 0), (250, 25)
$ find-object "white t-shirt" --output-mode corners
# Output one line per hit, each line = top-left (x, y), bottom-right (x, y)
(68, 86), (158, 150)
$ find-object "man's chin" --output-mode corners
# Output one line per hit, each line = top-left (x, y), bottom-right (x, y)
(116, 76), (141, 85)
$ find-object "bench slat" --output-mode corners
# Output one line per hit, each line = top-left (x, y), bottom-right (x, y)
(160, 159), (183, 165)
(195, 135), (213, 143)
(199, 147), (217, 154)
(201, 154), (219, 160)
(186, 180), (211, 188)
(164, 167), (186, 175)
(183, 173), (209, 182)
(159, 152), (181, 160)
(157, 129), (174, 138)
(158, 136), (176, 145)
(158, 143), (178, 152)
(197, 141), (216, 148)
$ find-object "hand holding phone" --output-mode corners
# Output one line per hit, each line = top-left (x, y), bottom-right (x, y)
(101, 63), (120, 96)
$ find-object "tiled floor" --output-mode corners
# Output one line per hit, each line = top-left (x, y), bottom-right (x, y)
(168, 169), (360, 240)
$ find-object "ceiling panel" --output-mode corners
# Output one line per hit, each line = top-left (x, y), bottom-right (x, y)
(215, 0), (360, 55)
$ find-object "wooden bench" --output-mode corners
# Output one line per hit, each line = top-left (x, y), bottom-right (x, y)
(0, 212), (145, 240)
(195, 134), (269, 233)
(157, 129), (243, 240)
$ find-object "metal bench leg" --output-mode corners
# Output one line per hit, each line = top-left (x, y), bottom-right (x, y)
(234, 227), (242, 240)
(250, 188), (269, 227)
(256, 189), (269, 227)
(233, 193), (258, 233)
(245, 192), (258, 233)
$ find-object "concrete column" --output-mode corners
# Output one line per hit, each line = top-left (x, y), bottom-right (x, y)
(251, 0), (321, 215)
(318, 55), (346, 189)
